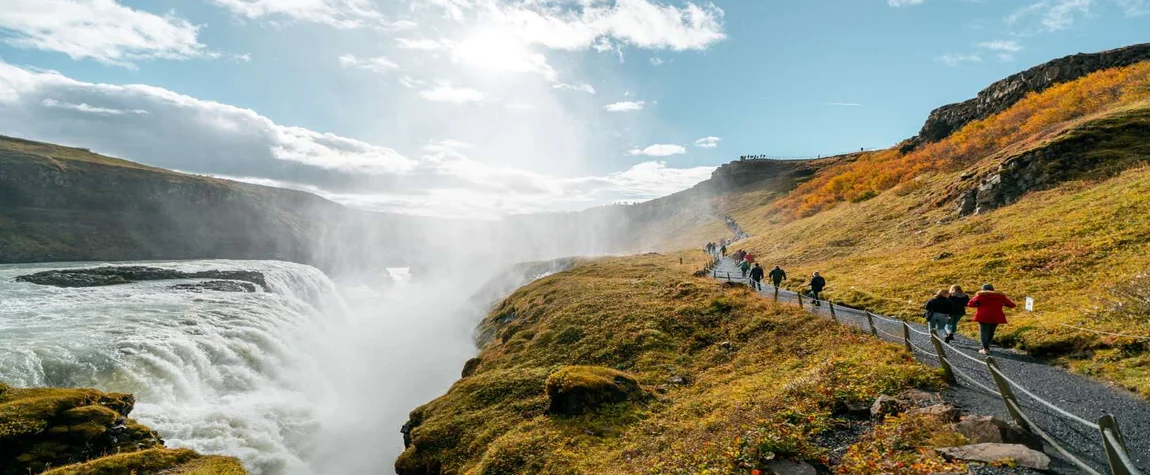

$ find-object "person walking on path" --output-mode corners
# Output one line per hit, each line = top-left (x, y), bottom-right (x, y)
(749, 263), (764, 291)
(720, 244), (727, 257)
(739, 259), (751, 278)
(768, 266), (787, 288)
(945, 285), (970, 343)
(809, 272), (826, 306)
(924, 289), (954, 338)
(967, 284), (1017, 355)
(744, 252), (755, 264)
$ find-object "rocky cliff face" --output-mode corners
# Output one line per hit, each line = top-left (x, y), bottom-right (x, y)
(0, 136), (442, 272)
(952, 107), (1150, 216)
(911, 43), (1150, 148)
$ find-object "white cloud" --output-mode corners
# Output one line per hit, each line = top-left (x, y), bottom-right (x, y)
(628, 143), (687, 156)
(1006, 0), (1092, 32)
(0, 60), (715, 218)
(694, 136), (721, 148)
(338, 54), (400, 75)
(649, 57), (665, 66)
(42, 98), (148, 115)
(936, 52), (983, 67)
(0, 0), (209, 67)
(888, 0), (925, 6)
(825, 102), (862, 107)
(977, 40), (1023, 52)
(396, 38), (447, 50)
(553, 82), (596, 94)
(605, 100), (646, 112)
(210, 0), (387, 29)
(418, 84), (488, 104)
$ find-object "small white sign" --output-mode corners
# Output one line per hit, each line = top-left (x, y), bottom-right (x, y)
(1025, 297), (1035, 312)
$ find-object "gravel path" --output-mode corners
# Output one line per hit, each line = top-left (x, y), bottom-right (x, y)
(711, 256), (1150, 474)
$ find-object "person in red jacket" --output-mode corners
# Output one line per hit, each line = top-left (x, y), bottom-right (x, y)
(967, 284), (1017, 355)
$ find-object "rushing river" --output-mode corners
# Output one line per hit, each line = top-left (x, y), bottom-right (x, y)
(0, 260), (480, 474)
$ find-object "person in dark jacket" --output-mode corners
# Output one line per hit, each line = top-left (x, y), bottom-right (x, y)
(739, 259), (751, 278)
(720, 244), (727, 257)
(768, 266), (787, 287)
(945, 285), (970, 343)
(967, 284), (1017, 355)
(924, 289), (953, 337)
(809, 272), (826, 306)
(749, 263), (765, 291)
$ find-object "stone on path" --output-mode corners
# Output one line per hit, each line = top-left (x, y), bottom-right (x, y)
(936, 443), (1050, 470)
(955, 415), (1043, 450)
(763, 459), (817, 475)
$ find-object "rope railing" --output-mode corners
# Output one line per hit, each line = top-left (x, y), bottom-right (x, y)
(1008, 398), (1106, 475)
(710, 258), (1145, 475)
(987, 362), (1100, 430)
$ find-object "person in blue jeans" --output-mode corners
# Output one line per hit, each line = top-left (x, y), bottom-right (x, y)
(945, 285), (970, 343)
(924, 289), (954, 338)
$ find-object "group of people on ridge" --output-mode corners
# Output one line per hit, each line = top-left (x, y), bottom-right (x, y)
(706, 239), (1018, 355)
(925, 284), (1016, 354)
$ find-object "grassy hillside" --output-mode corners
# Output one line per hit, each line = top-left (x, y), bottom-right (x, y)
(709, 62), (1150, 397)
(396, 253), (960, 474)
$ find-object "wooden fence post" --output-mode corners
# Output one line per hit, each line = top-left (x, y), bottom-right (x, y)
(930, 334), (957, 384)
(865, 312), (878, 337)
(902, 322), (912, 353)
(828, 302), (838, 323)
(1098, 414), (1133, 475)
(985, 357), (1030, 432)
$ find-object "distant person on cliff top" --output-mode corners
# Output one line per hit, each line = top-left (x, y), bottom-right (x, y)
(923, 289), (954, 338)
(809, 272), (826, 305)
(768, 266), (786, 287)
(739, 259), (751, 278)
(749, 263), (764, 291)
(945, 285), (970, 343)
(967, 284), (1017, 355)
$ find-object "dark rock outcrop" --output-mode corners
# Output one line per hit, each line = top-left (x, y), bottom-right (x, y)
(913, 42), (1150, 147)
(954, 108), (1150, 216)
(545, 366), (646, 416)
(170, 280), (258, 293)
(15, 266), (269, 291)
(955, 415), (1043, 451)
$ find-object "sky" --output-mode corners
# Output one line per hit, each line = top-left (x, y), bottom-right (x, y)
(0, 0), (1147, 218)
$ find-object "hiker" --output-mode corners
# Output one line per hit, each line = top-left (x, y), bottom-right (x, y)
(749, 263), (765, 291)
(809, 272), (826, 305)
(768, 266), (787, 287)
(720, 244), (727, 257)
(739, 259), (751, 278)
(744, 252), (755, 264)
(967, 284), (1017, 355)
(924, 289), (953, 338)
(945, 285), (970, 343)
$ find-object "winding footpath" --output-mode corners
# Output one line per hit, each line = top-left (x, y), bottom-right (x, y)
(710, 256), (1150, 474)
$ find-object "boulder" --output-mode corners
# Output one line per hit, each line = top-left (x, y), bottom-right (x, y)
(896, 388), (941, 407)
(763, 459), (817, 475)
(870, 395), (901, 419)
(545, 366), (646, 416)
(16, 266), (269, 291)
(936, 443), (1050, 470)
(955, 415), (1043, 450)
(460, 358), (482, 378)
(915, 404), (960, 423)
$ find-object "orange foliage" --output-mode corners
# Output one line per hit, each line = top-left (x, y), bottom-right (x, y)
(775, 61), (1150, 218)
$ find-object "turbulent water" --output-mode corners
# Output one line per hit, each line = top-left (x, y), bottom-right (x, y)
(0, 260), (480, 474)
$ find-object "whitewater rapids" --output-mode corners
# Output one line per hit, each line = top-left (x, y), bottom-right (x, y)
(0, 260), (480, 474)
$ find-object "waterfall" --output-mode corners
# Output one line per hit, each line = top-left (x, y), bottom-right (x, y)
(0, 260), (349, 474)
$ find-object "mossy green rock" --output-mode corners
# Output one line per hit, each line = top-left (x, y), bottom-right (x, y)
(0, 382), (246, 475)
(545, 366), (646, 416)
(41, 448), (246, 475)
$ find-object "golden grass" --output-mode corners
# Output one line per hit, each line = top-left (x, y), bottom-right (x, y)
(396, 253), (946, 474)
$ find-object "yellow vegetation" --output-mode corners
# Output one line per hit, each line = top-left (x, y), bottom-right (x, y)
(396, 253), (946, 474)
